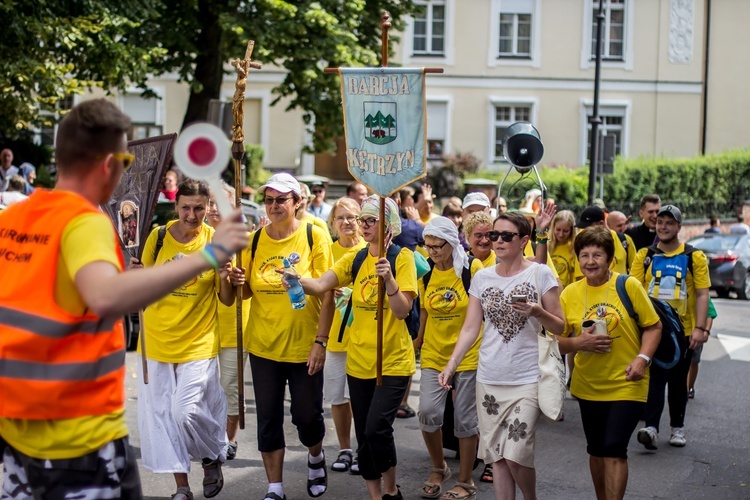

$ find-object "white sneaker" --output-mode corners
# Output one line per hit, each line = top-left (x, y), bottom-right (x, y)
(637, 426), (659, 450)
(669, 427), (687, 447)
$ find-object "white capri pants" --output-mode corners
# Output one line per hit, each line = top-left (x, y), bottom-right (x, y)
(323, 350), (350, 406)
(137, 356), (227, 473)
(418, 368), (479, 438)
(218, 348), (249, 416)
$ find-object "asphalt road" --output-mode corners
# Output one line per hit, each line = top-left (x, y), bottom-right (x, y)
(122, 296), (750, 499)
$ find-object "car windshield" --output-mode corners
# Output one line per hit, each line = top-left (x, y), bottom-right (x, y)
(689, 235), (741, 252)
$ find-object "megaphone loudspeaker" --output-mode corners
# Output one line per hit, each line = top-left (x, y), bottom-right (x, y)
(502, 122), (544, 171)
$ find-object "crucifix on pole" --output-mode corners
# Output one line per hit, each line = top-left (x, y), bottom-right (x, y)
(325, 12), (443, 385)
(230, 40), (261, 429)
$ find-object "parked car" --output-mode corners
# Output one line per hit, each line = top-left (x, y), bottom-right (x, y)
(687, 233), (750, 300)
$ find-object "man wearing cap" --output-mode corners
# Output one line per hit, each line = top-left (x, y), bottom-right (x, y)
(308, 181), (333, 221)
(626, 194), (661, 250)
(630, 205), (710, 450)
(573, 206), (636, 279)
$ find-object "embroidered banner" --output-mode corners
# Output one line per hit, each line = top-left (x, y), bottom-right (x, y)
(101, 134), (176, 259)
(339, 68), (426, 196)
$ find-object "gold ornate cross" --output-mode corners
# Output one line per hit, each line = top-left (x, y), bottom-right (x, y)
(230, 41), (262, 145)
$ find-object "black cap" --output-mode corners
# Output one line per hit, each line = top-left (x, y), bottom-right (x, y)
(578, 206), (606, 228)
(657, 205), (682, 224)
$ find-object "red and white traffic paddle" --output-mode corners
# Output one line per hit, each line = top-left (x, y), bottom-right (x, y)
(173, 123), (233, 216)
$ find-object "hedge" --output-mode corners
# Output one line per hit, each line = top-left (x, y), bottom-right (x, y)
(469, 149), (750, 219)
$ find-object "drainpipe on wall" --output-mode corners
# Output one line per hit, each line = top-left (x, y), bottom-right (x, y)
(700, 0), (712, 155)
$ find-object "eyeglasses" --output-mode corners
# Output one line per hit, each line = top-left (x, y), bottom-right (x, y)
(112, 152), (135, 170)
(311, 189), (324, 194)
(264, 196), (293, 206)
(357, 217), (379, 228)
(488, 231), (522, 242)
(472, 232), (492, 241)
(424, 241), (449, 252)
(335, 215), (358, 224)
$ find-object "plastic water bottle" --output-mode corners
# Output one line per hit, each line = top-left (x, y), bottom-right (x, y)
(283, 257), (306, 309)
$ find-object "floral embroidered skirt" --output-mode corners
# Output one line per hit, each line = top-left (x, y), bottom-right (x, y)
(476, 381), (540, 468)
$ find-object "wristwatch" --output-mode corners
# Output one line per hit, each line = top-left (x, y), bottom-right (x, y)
(314, 339), (328, 348)
(637, 353), (652, 366)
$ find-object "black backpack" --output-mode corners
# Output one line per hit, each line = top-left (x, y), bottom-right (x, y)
(422, 256), (475, 297)
(615, 274), (686, 369)
(338, 243), (420, 342)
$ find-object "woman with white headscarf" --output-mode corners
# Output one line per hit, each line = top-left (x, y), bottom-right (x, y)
(415, 216), (483, 500)
(294, 195), (417, 500)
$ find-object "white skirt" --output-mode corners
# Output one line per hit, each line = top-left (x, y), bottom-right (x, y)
(137, 357), (227, 473)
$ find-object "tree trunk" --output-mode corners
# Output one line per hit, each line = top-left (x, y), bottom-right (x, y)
(181, 1), (224, 130)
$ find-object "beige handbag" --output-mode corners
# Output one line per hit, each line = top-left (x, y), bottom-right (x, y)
(537, 329), (566, 421)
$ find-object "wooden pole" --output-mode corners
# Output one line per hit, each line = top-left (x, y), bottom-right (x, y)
(375, 12), (392, 387)
(231, 40), (261, 429)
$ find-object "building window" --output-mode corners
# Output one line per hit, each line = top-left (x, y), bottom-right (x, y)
(498, 0), (534, 58)
(427, 101), (448, 160)
(583, 105), (627, 164)
(493, 104), (531, 162)
(413, 0), (446, 56)
(35, 96), (74, 148)
(122, 94), (162, 140)
(590, 0), (626, 61)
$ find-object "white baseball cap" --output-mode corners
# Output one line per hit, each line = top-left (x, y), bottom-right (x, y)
(259, 173), (301, 196)
(462, 192), (491, 210)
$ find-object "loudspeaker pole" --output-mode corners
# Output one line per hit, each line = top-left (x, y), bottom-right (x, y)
(588, 0), (604, 206)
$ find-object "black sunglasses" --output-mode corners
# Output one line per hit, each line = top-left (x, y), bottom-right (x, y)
(488, 231), (522, 242)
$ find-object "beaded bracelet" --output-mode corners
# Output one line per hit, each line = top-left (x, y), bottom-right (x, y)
(212, 243), (233, 257)
(535, 228), (549, 236)
(200, 248), (220, 270)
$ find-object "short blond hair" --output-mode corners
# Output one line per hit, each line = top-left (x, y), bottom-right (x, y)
(327, 197), (362, 239)
(463, 211), (493, 240)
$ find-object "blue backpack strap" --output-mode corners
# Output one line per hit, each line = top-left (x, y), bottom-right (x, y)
(338, 246), (370, 343)
(422, 258), (436, 290)
(615, 274), (638, 324)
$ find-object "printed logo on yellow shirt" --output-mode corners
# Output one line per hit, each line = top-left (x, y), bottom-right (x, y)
(260, 256), (284, 289)
(582, 305), (623, 334)
(167, 253), (198, 290)
(428, 287), (459, 314)
(359, 276), (379, 306)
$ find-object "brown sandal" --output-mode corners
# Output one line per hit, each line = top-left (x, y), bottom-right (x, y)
(171, 486), (194, 500)
(420, 462), (452, 498)
(441, 482), (477, 500)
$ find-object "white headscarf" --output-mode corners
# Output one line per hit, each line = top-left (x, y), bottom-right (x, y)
(423, 216), (470, 279)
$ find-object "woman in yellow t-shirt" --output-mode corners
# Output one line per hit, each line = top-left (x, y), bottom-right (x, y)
(293, 195), (416, 500)
(549, 210), (577, 288)
(138, 179), (235, 500)
(229, 173), (334, 500)
(463, 211), (497, 268)
(324, 197), (366, 473)
(556, 226), (661, 500)
(415, 216), (483, 500)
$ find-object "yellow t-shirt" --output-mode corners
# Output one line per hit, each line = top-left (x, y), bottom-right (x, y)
(631, 243), (711, 334)
(332, 247), (417, 379)
(560, 273), (660, 402)
(550, 241), (576, 288)
(140, 221), (221, 363)
(218, 299), (251, 349)
(418, 258), (484, 371)
(573, 229), (633, 280)
(420, 212), (438, 225)
(523, 241), (560, 278)
(471, 251), (497, 269)
(301, 213), (333, 243)
(328, 238), (367, 353)
(243, 223), (334, 363)
(0, 213), (128, 460)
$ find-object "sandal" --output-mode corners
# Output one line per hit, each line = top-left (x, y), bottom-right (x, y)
(420, 462), (451, 499)
(202, 458), (224, 498)
(479, 463), (493, 483)
(331, 449), (353, 472)
(227, 441), (238, 460)
(264, 494), (287, 500)
(171, 486), (193, 500)
(396, 404), (416, 419)
(441, 482), (477, 500)
(307, 451), (328, 498)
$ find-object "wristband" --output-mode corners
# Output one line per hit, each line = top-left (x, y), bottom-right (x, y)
(536, 237), (548, 245)
(212, 243), (233, 258)
(697, 326), (709, 334)
(386, 286), (400, 297)
(200, 248), (220, 270)
(636, 353), (652, 366)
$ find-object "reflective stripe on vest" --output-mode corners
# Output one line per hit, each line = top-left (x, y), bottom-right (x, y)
(0, 305), (118, 338)
(0, 349), (125, 381)
(0, 190), (125, 420)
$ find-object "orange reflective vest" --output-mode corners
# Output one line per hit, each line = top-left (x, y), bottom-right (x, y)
(0, 190), (125, 419)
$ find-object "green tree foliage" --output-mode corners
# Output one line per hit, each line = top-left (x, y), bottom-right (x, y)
(0, 0), (166, 135)
(146, 0), (421, 151)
